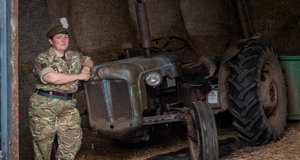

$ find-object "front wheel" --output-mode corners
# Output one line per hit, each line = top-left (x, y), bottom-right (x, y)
(186, 101), (219, 160)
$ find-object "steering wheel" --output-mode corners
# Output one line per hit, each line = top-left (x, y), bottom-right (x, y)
(150, 36), (187, 53)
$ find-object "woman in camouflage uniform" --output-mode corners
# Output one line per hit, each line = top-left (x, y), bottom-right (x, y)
(29, 17), (94, 160)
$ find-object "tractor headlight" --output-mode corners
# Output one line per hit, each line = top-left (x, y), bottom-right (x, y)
(145, 72), (162, 87)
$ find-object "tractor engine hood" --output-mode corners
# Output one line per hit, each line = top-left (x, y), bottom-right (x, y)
(91, 54), (182, 82)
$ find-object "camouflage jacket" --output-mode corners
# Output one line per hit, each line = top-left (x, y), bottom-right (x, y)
(34, 47), (91, 93)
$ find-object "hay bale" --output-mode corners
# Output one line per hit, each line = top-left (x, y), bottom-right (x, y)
(19, 63), (36, 137)
(47, 0), (70, 18)
(70, 0), (136, 63)
(251, 0), (300, 55)
(180, 0), (240, 56)
(19, 0), (50, 63)
(127, 0), (188, 41)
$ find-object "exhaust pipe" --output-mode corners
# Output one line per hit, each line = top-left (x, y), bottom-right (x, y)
(135, 0), (151, 57)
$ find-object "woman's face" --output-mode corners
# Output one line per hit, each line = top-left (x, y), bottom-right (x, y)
(48, 34), (69, 52)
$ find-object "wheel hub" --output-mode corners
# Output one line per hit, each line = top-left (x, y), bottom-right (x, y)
(260, 63), (278, 116)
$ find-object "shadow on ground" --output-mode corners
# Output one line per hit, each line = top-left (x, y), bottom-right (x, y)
(147, 137), (247, 160)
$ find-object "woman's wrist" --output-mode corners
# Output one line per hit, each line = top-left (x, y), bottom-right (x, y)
(83, 66), (92, 70)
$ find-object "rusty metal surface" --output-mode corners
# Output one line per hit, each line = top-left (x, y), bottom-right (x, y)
(110, 80), (132, 119)
(86, 55), (181, 138)
(0, 0), (19, 159)
(84, 79), (135, 138)
(84, 81), (107, 122)
(93, 55), (180, 80)
(93, 54), (180, 114)
(142, 113), (184, 125)
(182, 56), (216, 79)
(10, 0), (19, 159)
(136, 2), (151, 57)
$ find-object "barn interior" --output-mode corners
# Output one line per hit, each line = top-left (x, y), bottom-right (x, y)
(3, 0), (300, 159)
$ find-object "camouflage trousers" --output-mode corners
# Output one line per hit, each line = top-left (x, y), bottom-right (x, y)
(28, 93), (82, 160)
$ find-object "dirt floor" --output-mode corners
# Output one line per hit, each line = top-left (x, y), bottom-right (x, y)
(75, 120), (300, 160)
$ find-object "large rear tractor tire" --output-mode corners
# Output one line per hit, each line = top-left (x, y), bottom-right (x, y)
(227, 40), (287, 145)
(187, 101), (218, 160)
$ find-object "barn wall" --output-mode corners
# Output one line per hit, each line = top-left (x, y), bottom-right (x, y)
(251, 0), (300, 55)
(71, 0), (136, 64)
(128, 0), (188, 40)
(180, 0), (241, 56)
(19, 0), (299, 159)
(19, 0), (50, 138)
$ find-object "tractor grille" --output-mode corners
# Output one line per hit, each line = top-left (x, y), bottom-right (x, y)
(84, 79), (132, 121)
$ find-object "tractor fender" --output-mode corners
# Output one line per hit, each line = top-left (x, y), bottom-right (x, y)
(218, 33), (261, 111)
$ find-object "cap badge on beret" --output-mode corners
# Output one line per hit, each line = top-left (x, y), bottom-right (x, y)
(60, 17), (69, 29)
(47, 17), (69, 38)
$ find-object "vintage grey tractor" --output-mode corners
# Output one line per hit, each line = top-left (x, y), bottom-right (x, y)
(83, 0), (288, 159)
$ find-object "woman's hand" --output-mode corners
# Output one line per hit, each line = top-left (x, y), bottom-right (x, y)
(81, 66), (91, 74)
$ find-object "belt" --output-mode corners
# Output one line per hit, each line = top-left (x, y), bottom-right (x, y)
(35, 89), (74, 100)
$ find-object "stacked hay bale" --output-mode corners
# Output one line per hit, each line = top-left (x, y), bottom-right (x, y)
(251, 0), (300, 55)
(71, 0), (136, 63)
